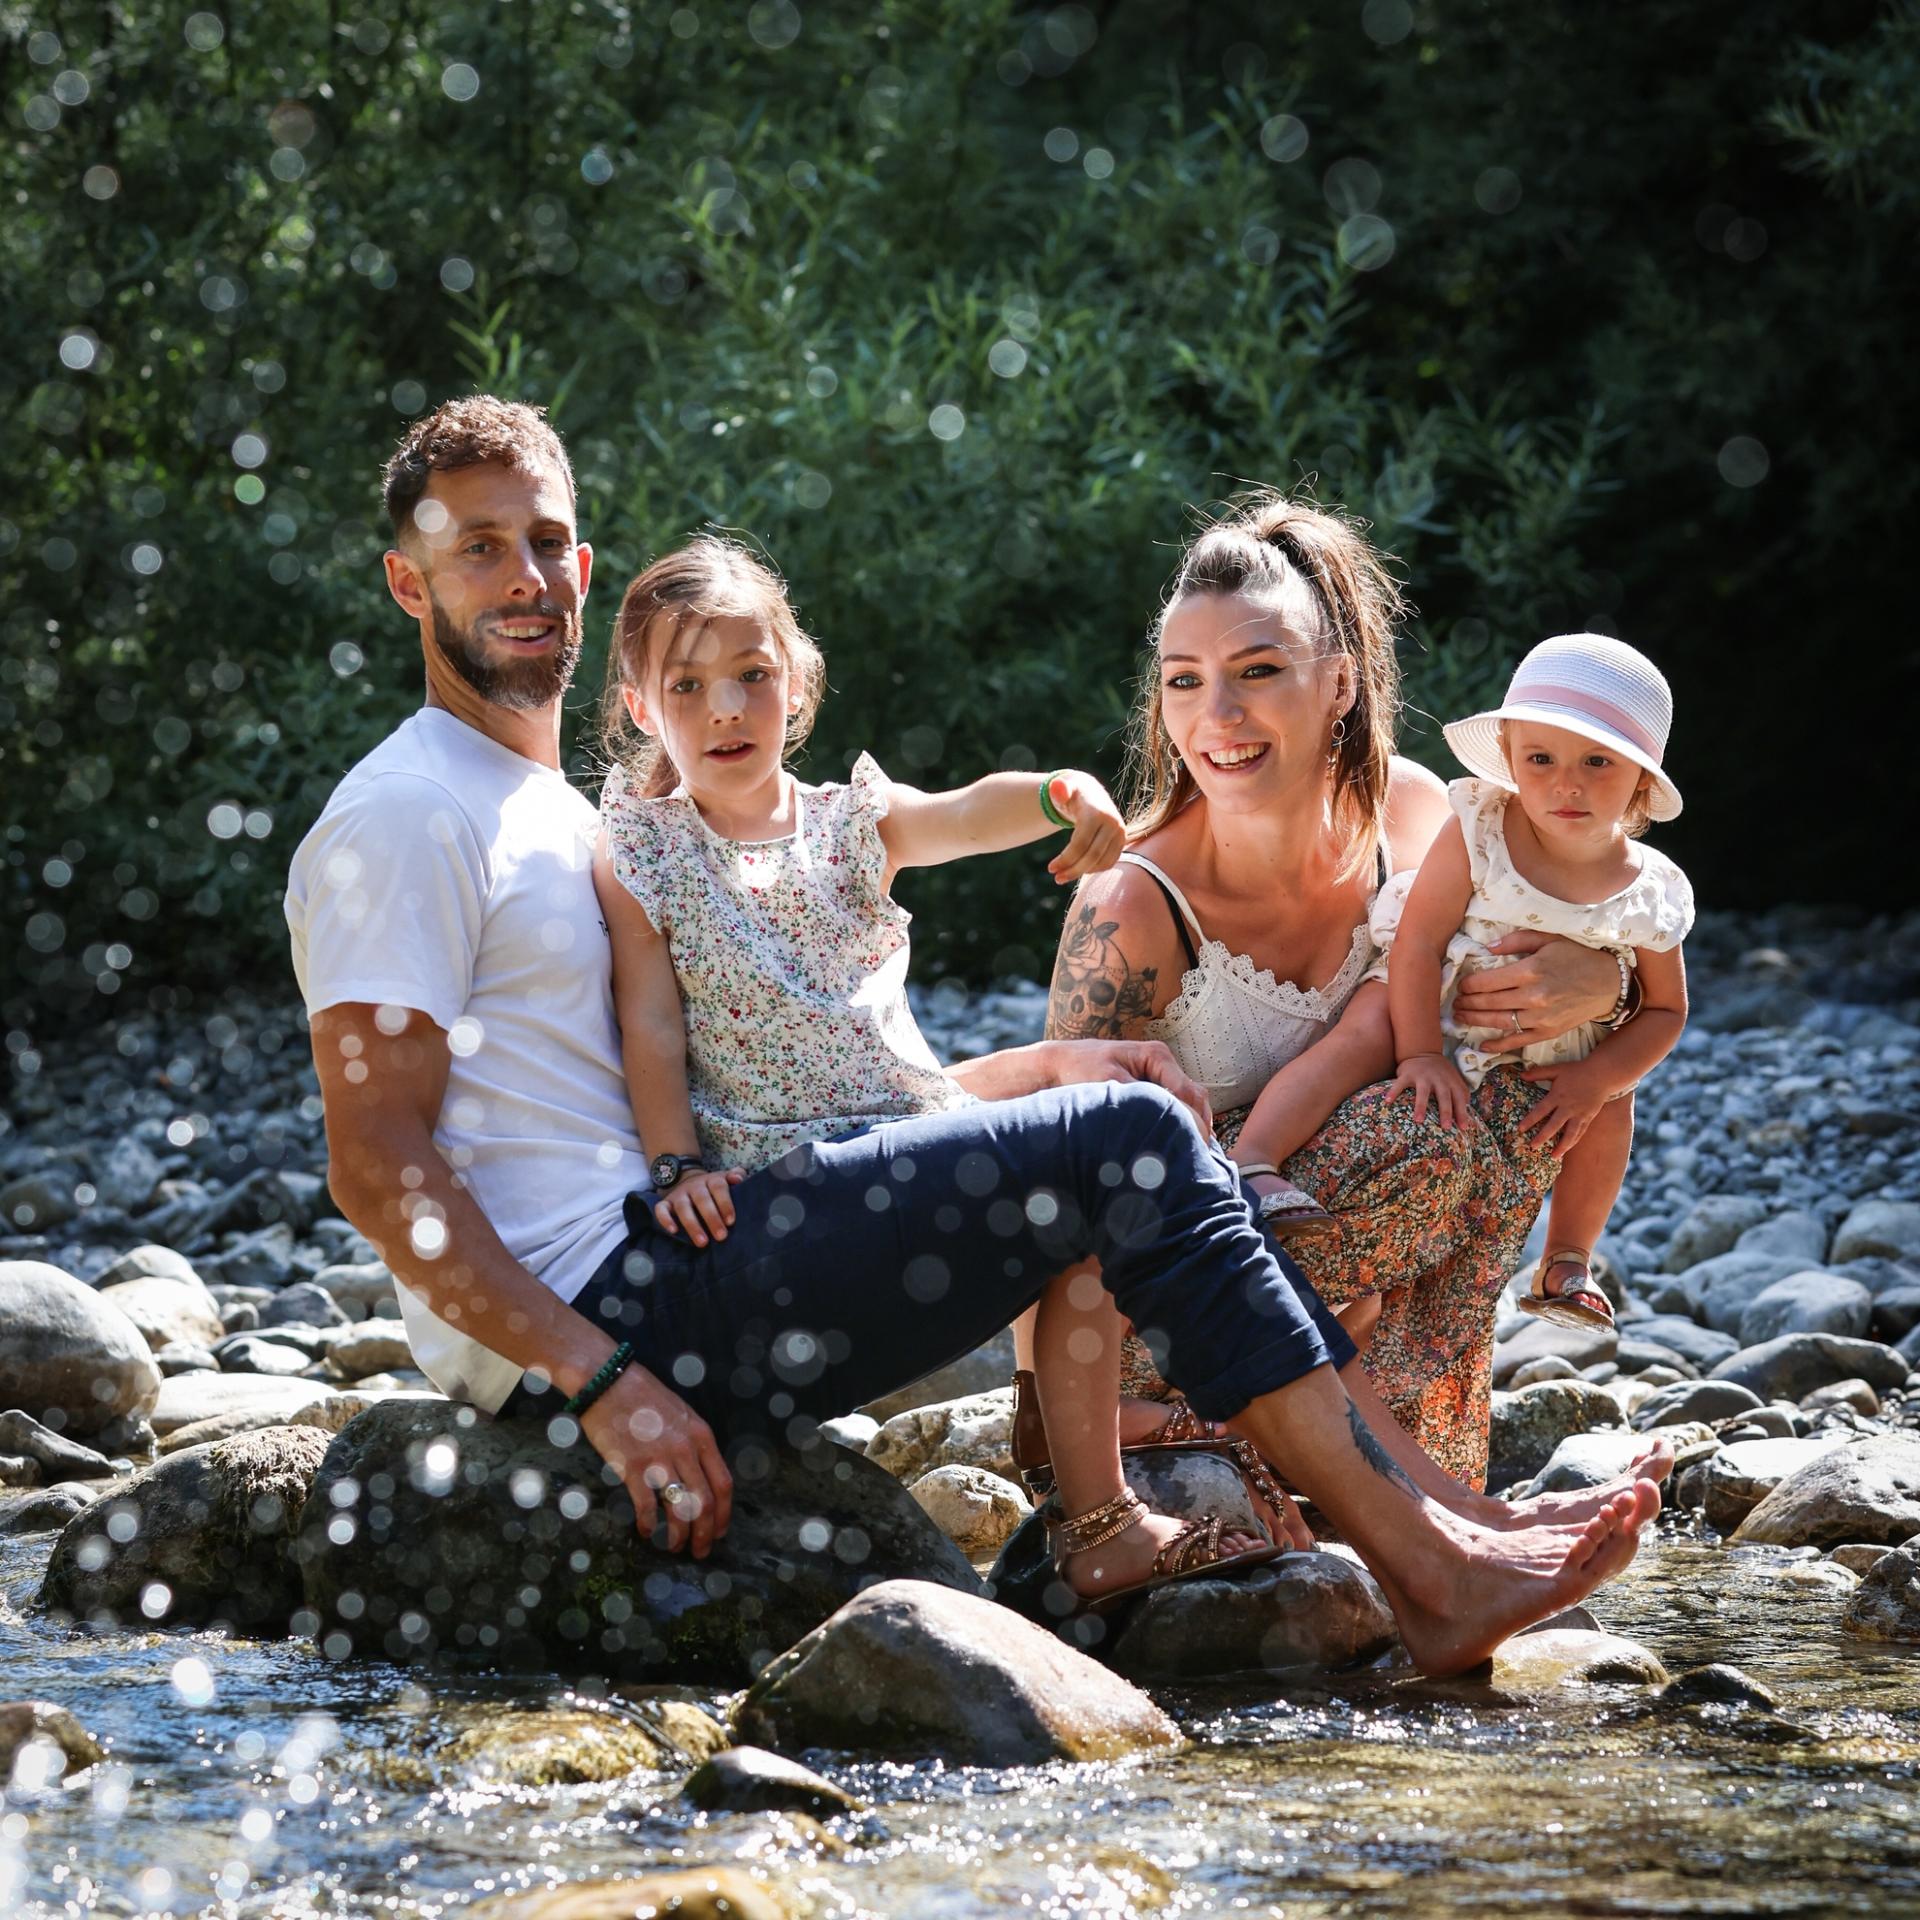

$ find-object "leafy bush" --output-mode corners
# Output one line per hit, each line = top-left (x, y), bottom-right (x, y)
(3, 1), (1911, 1028)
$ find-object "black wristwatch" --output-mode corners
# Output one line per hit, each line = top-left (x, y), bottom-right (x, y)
(650, 1152), (706, 1192)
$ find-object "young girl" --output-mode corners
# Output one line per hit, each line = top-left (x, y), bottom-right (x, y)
(592, 534), (1280, 1601)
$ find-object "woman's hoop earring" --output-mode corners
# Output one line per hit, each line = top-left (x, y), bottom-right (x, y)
(1329, 716), (1347, 749)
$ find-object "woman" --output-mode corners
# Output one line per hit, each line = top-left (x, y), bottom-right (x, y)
(1036, 493), (1632, 1487)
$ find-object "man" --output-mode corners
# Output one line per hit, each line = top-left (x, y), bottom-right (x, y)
(288, 397), (1661, 1677)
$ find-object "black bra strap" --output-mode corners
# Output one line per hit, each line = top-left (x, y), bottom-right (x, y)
(1141, 869), (1199, 971)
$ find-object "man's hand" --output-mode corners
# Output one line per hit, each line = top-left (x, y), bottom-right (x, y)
(1453, 932), (1621, 1051)
(1042, 772), (1127, 886)
(653, 1166), (745, 1248)
(1518, 1060), (1611, 1157)
(1046, 1036), (1214, 1135)
(580, 1364), (734, 1556)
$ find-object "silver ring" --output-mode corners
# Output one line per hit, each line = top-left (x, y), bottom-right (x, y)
(661, 1480), (688, 1508)
(1509, 1010), (1523, 1035)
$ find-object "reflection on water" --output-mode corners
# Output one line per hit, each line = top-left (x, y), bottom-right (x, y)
(4, 1525), (1919, 1917)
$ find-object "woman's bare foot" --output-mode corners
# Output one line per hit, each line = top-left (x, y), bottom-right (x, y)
(1468, 1437), (1674, 1531)
(1374, 1482), (1657, 1675)
(1057, 1499), (1272, 1603)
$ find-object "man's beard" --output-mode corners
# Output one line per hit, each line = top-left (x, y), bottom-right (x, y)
(427, 588), (583, 712)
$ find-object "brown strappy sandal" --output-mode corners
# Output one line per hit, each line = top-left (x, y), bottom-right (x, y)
(1518, 1247), (1616, 1332)
(1049, 1486), (1285, 1616)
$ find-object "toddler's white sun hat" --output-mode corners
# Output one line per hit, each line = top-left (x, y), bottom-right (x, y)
(1442, 631), (1683, 822)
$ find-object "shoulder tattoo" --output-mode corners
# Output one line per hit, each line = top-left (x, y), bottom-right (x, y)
(1046, 903), (1160, 1040)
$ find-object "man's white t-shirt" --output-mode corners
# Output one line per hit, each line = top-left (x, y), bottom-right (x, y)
(285, 707), (644, 1412)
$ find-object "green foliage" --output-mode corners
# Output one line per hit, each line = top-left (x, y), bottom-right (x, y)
(2, 1), (1912, 1023)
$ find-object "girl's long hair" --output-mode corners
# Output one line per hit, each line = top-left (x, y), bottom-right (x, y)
(1123, 490), (1406, 879)
(600, 533), (826, 797)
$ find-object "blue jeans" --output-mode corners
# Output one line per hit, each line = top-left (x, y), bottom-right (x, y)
(509, 1081), (1355, 1444)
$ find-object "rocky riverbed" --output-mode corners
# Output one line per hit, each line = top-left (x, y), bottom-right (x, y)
(1, 904), (1919, 1916)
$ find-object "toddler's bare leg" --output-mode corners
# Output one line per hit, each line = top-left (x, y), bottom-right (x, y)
(1544, 1093), (1635, 1273)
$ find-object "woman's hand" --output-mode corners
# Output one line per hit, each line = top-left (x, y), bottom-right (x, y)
(580, 1365), (734, 1556)
(1042, 772), (1127, 885)
(1518, 1060), (1610, 1157)
(653, 1167), (746, 1247)
(1452, 932), (1621, 1050)
(1386, 1052), (1478, 1130)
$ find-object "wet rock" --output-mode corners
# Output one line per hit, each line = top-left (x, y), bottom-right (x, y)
(1104, 1550), (1398, 1682)
(322, 1326), (415, 1382)
(257, 1280), (349, 1331)
(40, 1425), (331, 1630)
(0, 1260), (163, 1439)
(0, 1486), (94, 1535)
(151, 1371), (339, 1436)
(1490, 1628), (1669, 1691)
(1737, 1272), (1873, 1347)
(0, 1454), (39, 1488)
(682, 1746), (863, 1818)
(1840, 1540), (1920, 1643)
(732, 1578), (1181, 1765)
(95, 1135), (163, 1213)
(858, 1328), (1017, 1423)
(463, 1869), (794, 1920)
(1632, 1381), (1764, 1431)
(1657, 1663), (1781, 1711)
(1708, 1333), (1909, 1403)
(1490, 1317), (1617, 1387)
(1833, 1200), (1920, 1266)
(0, 1411), (114, 1482)
(1703, 1438), (1851, 1534)
(432, 1707), (680, 1785)
(1831, 1543), (1892, 1575)
(1735, 1211), (1830, 1264)
(96, 1274), (226, 1356)
(865, 1388), (1015, 1486)
(1734, 1433), (1920, 1550)
(1664, 1196), (1771, 1272)
(1486, 1381), (1625, 1492)
(1802, 1378), (1881, 1417)
(908, 1463), (1030, 1557)
(300, 1400), (983, 1683)
(0, 1702), (104, 1780)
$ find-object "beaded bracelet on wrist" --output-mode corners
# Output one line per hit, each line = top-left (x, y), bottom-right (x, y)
(564, 1340), (636, 1419)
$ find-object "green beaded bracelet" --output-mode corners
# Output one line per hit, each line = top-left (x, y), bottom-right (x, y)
(1038, 772), (1072, 830)
(564, 1340), (636, 1419)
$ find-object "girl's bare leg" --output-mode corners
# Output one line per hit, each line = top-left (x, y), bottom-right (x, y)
(1540, 1094), (1635, 1289)
(1333, 1293), (1381, 1352)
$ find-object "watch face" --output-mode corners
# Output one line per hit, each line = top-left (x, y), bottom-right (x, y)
(651, 1155), (677, 1189)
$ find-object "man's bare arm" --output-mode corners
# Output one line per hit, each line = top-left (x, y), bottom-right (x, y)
(309, 1002), (732, 1554)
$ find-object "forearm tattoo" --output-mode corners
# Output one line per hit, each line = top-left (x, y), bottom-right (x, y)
(1346, 1399), (1422, 1500)
(1046, 905), (1160, 1040)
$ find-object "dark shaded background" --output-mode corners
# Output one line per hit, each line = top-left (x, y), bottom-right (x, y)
(4, 0), (1915, 1033)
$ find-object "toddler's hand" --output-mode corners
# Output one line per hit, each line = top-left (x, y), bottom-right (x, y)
(1387, 1052), (1477, 1131)
(654, 1167), (746, 1248)
(1518, 1063), (1609, 1158)
(1042, 772), (1126, 884)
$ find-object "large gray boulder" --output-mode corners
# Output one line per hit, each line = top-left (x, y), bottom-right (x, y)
(1736, 1272), (1873, 1347)
(299, 1400), (983, 1683)
(1631, 1380), (1763, 1432)
(1841, 1541), (1920, 1643)
(1487, 1381), (1626, 1492)
(151, 1372), (339, 1436)
(1833, 1200), (1920, 1266)
(96, 1274), (226, 1356)
(40, 1425), (331, 1630)
(0, 1261), (162, 1439)
(1684, 1254), (1818, 1334)
(1733, 1434), (1920, 1551)
(1707, 1333), (1909, 1403)
(1664, 1196), (1771, 1273)
(732, 1578), (1181, 1764)
(907, 1464), (1030, 1557)
(1700, 1437), (1849, 1535)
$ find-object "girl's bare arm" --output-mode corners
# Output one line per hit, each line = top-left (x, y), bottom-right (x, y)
(879, 769), (1124, 888)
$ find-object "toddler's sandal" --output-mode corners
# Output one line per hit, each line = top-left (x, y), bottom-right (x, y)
(1517, 1249), (1615, 1332)
(1255, 1177), (1336, 1242)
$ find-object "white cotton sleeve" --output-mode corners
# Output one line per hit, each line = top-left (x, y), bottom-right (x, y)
(286, 772), (489, 1032)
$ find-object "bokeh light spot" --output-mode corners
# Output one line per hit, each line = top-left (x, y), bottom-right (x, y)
(748, 1), (801, 50)
(1261, 114), (1309, 163)
(184, 13), (225, 52)
(441, 62), (480, 102)
(1718, 436), (1770, 488)
(1475, 166), (1522, 215)
(1337, 212), (1395, 271)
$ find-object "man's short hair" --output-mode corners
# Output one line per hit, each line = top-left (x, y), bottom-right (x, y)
(381, 395), (577, 539)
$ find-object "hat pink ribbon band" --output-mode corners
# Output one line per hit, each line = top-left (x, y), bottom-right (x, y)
(1510, 682), (1665, 763)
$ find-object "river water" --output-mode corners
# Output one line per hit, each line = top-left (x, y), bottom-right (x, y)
(4, 1518), (1918, 1918)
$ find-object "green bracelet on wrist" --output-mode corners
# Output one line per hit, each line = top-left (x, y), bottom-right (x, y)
(564, 1340), (636, 1420)
(1038, 772), (1072, 831)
